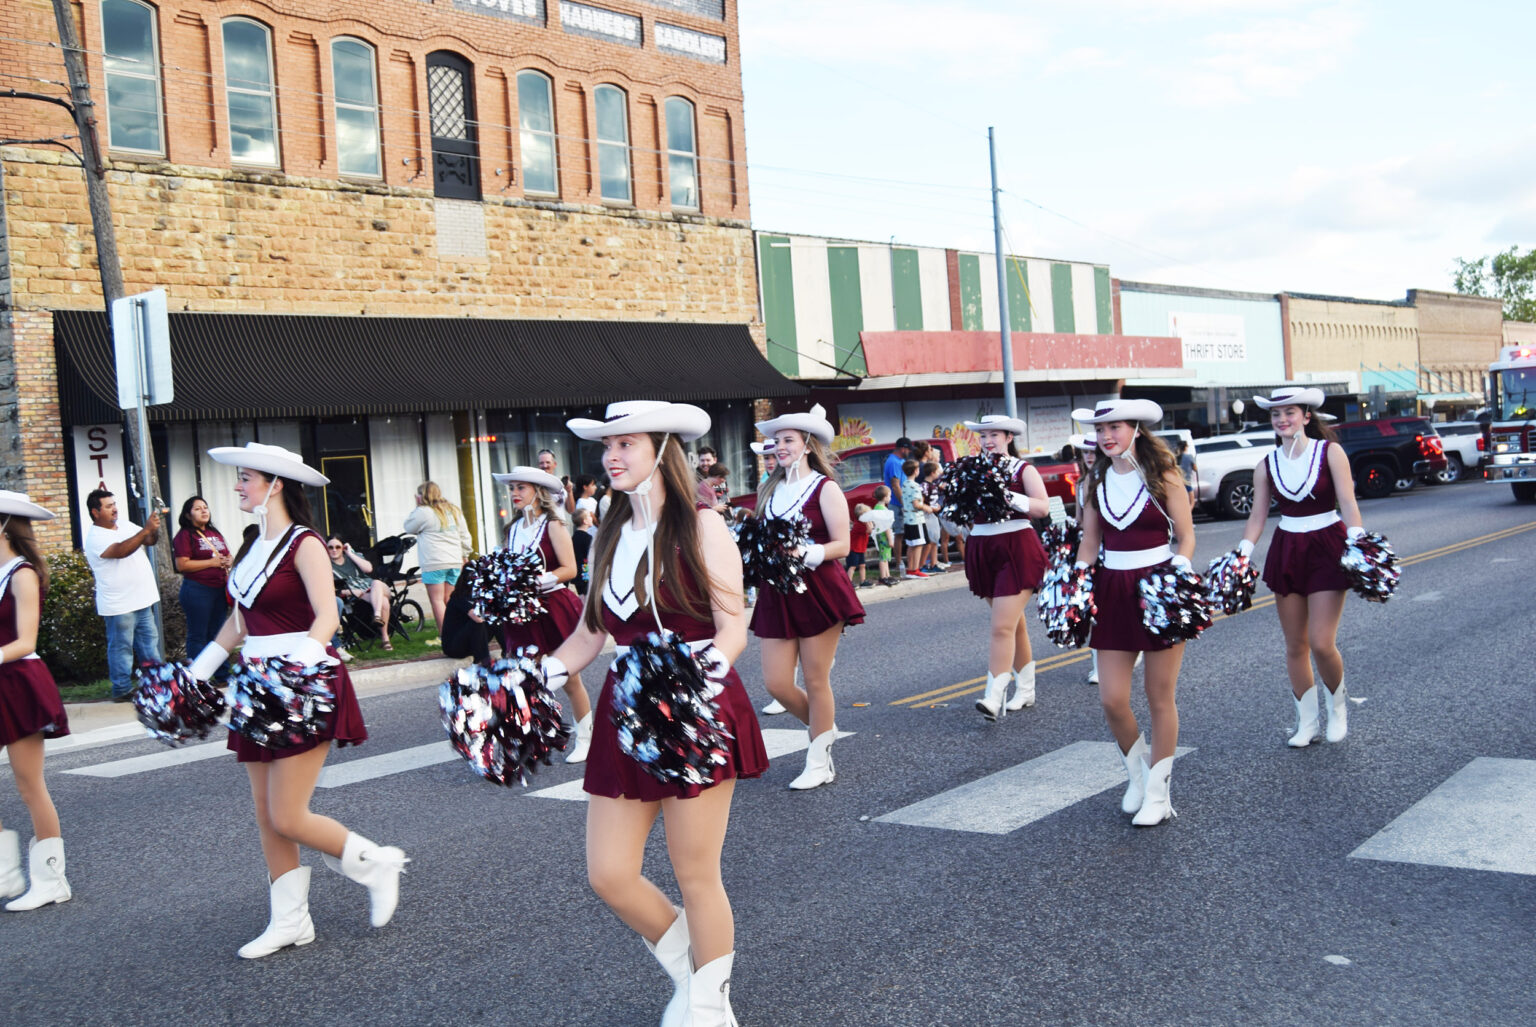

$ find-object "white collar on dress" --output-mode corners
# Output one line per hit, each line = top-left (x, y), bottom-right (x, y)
(229, 526), (306, 609)
(766, 471), (822, 519)
(603, 521), (656, 620)
(1269, 438), (1325, 502)
(1098, 467), (1151, 531)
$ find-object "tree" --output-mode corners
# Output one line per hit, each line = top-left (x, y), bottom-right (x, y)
(1452, 246), (1536, 323)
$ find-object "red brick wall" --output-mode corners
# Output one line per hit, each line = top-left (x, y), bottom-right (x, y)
(12, 309), (71, 550)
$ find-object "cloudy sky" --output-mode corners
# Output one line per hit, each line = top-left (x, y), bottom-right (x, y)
(737, 0), (1535, 301)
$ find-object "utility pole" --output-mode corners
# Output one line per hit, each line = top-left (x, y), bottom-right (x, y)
(989, 127), (1018, 420)
(47, 0), (173, 611)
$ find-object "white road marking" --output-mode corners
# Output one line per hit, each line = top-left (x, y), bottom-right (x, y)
(1350, 757), (1536, 876)
(1491, 557), (1517, 563)
(63, 740), (230, 778)
(0, 722), (148, 766)
(526, 728), (849, 803)
(1324, 955), (1352, 966)
(1412, 591), (1443, 602)
(317, 742), (458, 788)
(875, 741), (1195, 835)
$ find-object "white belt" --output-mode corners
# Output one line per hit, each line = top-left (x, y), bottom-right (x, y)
(970, 519), (1034, 537)
(1102, 545), (1172, 570)
(612, 637), (714, 672)
(242, 631), (312, 659)
(1278, 511), (1341, 533)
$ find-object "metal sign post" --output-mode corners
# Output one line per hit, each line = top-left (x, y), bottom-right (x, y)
(989, 127), (1018, 420)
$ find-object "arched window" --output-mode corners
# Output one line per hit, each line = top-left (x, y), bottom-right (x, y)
(101, 0), (164, 154)
(516, 70), (558, 196)
(426, 51), (480, 200)
(593, 84), (630, 204)
(664, 96), (698, 211)
(332, 38), (381, 177)
(222, 18), (279, 166)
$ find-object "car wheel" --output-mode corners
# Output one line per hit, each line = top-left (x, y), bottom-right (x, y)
(1219, 474), (1255, 519)
(1514, 482), (1536, 503)
(1358, 461), (1395, 499)
(1436, 455), (1463, 484)
(1394, 474), (1416, 492)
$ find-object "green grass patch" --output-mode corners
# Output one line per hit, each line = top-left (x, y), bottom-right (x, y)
(342, 622), (444, 667)
(57, 678), (114, 703)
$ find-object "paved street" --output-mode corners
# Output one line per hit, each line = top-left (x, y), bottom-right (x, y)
(3, 480), (1533, 1026)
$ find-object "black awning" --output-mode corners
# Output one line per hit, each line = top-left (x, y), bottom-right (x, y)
(53, 310), (803, 423)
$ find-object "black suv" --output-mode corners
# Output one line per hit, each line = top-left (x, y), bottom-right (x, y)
(1333, 417), (1449, 499)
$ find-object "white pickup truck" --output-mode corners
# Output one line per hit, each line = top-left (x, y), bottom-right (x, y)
(1430, 420), (1485, 483)
(1188, 430), (1278, 519)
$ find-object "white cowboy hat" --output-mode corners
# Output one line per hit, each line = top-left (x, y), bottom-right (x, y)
(755, 403), (835, 446)
(0, 490), (56, 521)
(207, 442), (329, 486)
(1071, 399), (1164, 425)
(492, 466), (565, 496)
(963, 414), (1028, 436)
(750, 440), (777, 456)
(568, 400), (711, 442)
(1067, 434), (1097, 452)
(1253, 386), (1326, 410)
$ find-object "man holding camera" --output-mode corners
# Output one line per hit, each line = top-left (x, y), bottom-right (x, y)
(82, 489), (164, 702)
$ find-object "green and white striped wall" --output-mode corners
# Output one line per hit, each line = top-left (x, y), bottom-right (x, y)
(757, 232), (1114, 379)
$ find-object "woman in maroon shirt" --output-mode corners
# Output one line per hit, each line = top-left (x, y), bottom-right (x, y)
(172, 496), (230, 665)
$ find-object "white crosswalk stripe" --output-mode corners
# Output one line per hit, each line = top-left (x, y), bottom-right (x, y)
(1350, 756), (1536, 876)
(875, 741), (1195, 835)
(317, 743), (458, 788)
(63, 740), (231, 778)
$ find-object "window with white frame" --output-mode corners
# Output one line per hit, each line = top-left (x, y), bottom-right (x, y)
(593, 84), (630, 204)
(331, 38), (381, 177)
(664, 96), (698, 210)
(222, 18), (280, 166)
(101, 0), (164, 154)
(517, 70), (558, 196)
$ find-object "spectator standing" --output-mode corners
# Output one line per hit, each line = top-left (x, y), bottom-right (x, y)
(900, 459), (930, 578)
(402, 481), (473, 632)
(536, 449), (568, 514)
(82, 489), (164, 702)
(1177, 440), (1197, 503)
(696, 445), (718, 473)
(571, 509), (595, 595)
(572, 475), (600, 524)
(847, 505), (872, 587)
(696, 463), (731, 514)
(864, 486), (898, 586)
(438, 574), (491, 667)
(328, 538), (393, 651)
(882, 437), (913, 575)
(172, 496), (231, 669)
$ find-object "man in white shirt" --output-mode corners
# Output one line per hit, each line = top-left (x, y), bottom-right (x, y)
(82, 489), (164, 701)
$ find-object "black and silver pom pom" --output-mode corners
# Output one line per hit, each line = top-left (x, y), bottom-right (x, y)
(1040, 518), (1084, 578)
(1340, 530), (1399, 603)
(1138, 564), (1213, 643)
(1038, 561), (1096, 649)
(611, 632), (734, 787)
(439, 653), (571, 787)
(132, 660), (228, 747)
(462, 547), (547, 627)
(939, 454), (1013, 528)
(736, 514), (812, 595)
(1205, 548), (1260, 615)
(227, 656), (338, 751)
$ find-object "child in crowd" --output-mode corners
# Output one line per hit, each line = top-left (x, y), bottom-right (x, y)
(571, 509), (595, 595)
(918, 460), (945, 572)
(847, 504), (872, 587)
(861, 487), (899, 587)
(901, 459), (930, 578)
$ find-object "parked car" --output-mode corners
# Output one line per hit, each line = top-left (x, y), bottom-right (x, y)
(1429, 420), (1487, 483)
(1333, 417), (1448, 499)
(1152, 429), (1277, 519)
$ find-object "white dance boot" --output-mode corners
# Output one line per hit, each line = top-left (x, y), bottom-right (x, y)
(975, 671), (1011, 721)
(1118, 736), (1149, 814)
(1132, 756), (1177, 827)
(645, 909), (691, 1027)
(566, 712), (594, 764)
(1323, 680), (1348, 743)
(328, 832), (408, 927)
(788, 729), (837, 790)
(0, 829), (23, 899)
(1288, 687), (1321, 747)
(1005, 661), (1036, 711)
(5, 836), (71, 910)
(761, 698), (787, 715)
(686, 951), (740, 1027)
(1088, 651), (1099, 686)
(239, 866), (316, 959)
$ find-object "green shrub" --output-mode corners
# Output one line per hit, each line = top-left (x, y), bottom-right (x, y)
(37, 549), (107, 684)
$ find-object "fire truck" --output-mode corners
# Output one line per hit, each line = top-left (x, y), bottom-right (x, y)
(1486, 344), (1536, 502)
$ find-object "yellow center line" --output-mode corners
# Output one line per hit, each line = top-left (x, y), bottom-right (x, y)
(889, 519), (1536, 708)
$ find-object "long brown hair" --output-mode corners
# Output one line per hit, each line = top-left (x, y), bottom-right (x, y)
(2, 517), (49, 592)
(230, 473), (323, 567)
(1084, 427), (1179, 513)
(581, 433), (724, 632)
(754, 434), (839, 516)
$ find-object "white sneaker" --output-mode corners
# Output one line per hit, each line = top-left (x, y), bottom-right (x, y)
(336, 647), (355, 663)
(762, 698), (787, 715)
(935, 561), (951, 570)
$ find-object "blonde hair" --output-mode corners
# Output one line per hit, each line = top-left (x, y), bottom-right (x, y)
(417, 481), (462, 530)
(754, 434), (839, 516)
(518, 484), (563, 526)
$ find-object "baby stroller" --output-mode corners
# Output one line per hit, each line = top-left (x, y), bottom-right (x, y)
(338, 534), (425, 647)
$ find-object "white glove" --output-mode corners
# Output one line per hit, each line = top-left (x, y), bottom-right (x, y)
(1170, 555), (1193, 572)
(542, 654), (569, 692)
(0, 650), (6, 667)
(1237, 539), (1255, 558)
(289, 636), (336, 668)
(536, 571), (563, 593)
(1074, 561), (1089, 570)
(1006, 491), (1031, 513)
(693, 642), (731, 681)
(188, 642), (230, 682)
(800, 543), (825, 570)
(1346, 525), (1365, 540)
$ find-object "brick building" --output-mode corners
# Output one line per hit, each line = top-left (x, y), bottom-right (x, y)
(1, 0), (794, 551)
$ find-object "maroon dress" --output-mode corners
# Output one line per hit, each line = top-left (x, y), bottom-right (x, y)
(226, 529), (367, 763)
(1089, 475), (1180, 653)
(1262, 439), (1351, 596)
(585, 543), (769, 801)
(0, 560), (68, 746)
(501, 516), (584, 656)
(963, 458), (1048, 599)
(750, 476), (866, 639)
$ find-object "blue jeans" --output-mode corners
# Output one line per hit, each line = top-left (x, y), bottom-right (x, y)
(179, 580), (227, 663)
(104, 604), (163, 698)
